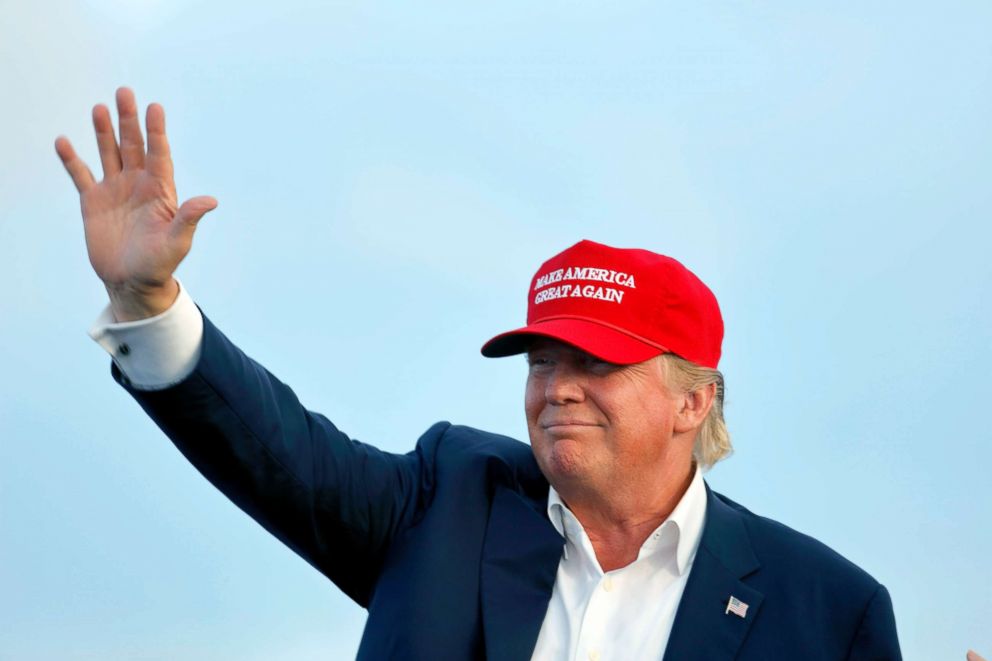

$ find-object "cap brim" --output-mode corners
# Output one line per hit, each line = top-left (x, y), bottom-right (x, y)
(480, 317), (668, 365)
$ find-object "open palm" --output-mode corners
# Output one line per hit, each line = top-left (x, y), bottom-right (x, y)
(56, 87), (216, 319)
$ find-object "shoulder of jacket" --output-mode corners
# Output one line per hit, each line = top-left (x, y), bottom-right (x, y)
(711, 490), (881, 592)
(416, 422), (531, 457)
(415, 422), (545, 489)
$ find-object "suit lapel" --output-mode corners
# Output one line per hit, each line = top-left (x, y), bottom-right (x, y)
(663, 484), (764, 661)
(480, 485), (564, 661)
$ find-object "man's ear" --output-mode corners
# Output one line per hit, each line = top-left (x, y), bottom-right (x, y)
(673, 382), (716, 434)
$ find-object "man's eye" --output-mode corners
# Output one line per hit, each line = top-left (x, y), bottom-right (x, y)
(584, 356), (617, 372)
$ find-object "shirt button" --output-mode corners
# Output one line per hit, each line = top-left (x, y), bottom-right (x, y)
(603, 576), (613, 592)
(118, 343), (131, 356)
(588, 651), (601, 661)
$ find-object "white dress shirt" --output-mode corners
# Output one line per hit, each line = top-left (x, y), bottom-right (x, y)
(90, 285), (708, 661)
(88, 280), (203, 389)
(530, 468), (706, 661)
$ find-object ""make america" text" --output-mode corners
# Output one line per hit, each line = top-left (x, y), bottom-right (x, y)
(534, 267), (637, 290)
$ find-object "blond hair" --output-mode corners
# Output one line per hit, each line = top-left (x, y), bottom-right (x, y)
(661, 354), (732, 469)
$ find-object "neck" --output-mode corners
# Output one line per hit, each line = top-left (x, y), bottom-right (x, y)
(556, 461), (695, 572)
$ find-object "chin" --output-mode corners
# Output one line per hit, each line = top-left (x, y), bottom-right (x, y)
(542, 438), (590, 481)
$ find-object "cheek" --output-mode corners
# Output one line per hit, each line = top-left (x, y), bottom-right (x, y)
(612, 395), (678, 453)
(524, 379), (543, 424)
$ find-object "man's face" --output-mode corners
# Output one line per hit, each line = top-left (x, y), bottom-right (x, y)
(525, 338), (686, 496)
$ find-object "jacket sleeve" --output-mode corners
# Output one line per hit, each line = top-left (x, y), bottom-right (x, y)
(845, 584), (902, 661)
(112, 312), (442, 607)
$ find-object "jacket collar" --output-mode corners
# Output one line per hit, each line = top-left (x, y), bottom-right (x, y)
(661, 483), (764, 661)
(480, 485), (564, 661)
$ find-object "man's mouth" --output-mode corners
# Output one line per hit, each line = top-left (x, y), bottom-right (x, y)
(542, 421), (599, 430)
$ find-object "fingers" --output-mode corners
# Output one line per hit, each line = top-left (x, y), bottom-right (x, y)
(92, 103), (122, 178)
(145, 102), (173, 180)
(62, 87), (178, 192)
(116, 87), (146, 170)
(54, 136), (96, 192)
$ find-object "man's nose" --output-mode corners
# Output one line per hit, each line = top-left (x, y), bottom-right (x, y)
(544, 364), (585, 404)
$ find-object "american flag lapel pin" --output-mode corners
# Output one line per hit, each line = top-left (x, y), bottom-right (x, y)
(725, 595), (749, 618)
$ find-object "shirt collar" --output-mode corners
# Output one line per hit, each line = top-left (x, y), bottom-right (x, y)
(546, 464), (707, 576)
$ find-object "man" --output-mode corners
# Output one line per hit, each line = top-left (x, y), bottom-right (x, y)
(57, 88), (902, 660)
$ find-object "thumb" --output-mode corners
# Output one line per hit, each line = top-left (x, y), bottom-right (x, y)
(174, 195), (218, 229)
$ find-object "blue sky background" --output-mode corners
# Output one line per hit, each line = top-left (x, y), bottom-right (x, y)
(1, 1), (990, 659)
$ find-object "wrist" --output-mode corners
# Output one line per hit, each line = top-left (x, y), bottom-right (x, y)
(105, 278), (179, 322)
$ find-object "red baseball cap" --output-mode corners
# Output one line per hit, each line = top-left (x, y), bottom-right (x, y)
(481, 240), (724, 368)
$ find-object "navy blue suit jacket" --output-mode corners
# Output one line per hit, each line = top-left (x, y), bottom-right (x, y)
(114, 314), (901, 660)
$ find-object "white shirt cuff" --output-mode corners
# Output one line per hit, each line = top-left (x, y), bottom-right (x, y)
(88, 279), (204, 390)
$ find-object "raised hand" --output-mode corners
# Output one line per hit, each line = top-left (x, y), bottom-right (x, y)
(55, 87), (217, 321)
